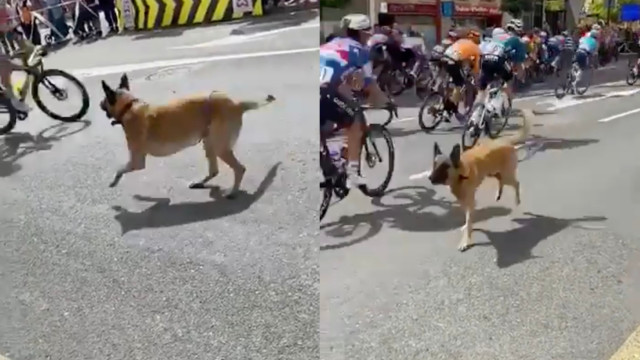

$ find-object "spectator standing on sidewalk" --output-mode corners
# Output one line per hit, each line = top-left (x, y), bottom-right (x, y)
(0, 0), (19, 55)
(18, 0), (40, 45)
(98, 0), (116, 34)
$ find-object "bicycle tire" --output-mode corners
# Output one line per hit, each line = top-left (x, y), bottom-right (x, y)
(554, 75), (568, 99)
(627, 70), (638, 86)
(32, 69), (90, 122)
(486, 94), (510, 139)
(389, 69), (407, 97)
(319, 182), (332, 221)
(359, 124), (395, 198)
(418, 92), (445, 132)
(461, 103), (483, 150)
(0, 96), (18, 135)
(575, 69), (590, 95)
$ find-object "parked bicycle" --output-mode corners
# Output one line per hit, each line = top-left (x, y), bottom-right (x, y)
(0, 47), (90, 135)
(461, 78), (511, 150)
(320, 104), (396, 221)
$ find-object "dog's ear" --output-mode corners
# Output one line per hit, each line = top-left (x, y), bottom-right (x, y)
(450, 144), (462, 169)
(101, 80), (117, 105)
(118, 73), (130, 90)
(433, 142), (442, 159)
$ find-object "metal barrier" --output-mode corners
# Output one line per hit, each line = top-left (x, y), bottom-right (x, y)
(5, 0), (263, 35)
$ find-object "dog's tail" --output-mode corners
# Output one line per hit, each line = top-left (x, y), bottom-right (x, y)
(239, 94), (276, 113)
(507, 108), (532, 146)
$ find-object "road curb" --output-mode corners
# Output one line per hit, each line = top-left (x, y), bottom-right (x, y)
(610, 325), (640, 359)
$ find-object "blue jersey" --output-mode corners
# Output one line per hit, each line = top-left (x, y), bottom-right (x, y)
(493, 33), (527, 64)
(319, 37), (374, 87)
(548, 35), (564, 50)
(578, 36), (597, 54)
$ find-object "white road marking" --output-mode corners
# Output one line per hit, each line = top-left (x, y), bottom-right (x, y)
(396, 117), (416, 123)
(409, 169), (431, 181)
(171, 22), (319, 49)
(71, 47), (319, 78)
(598, 107), (640, 122)
(542, 88), (640, 111)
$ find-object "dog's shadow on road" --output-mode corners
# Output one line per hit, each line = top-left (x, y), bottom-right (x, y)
(111, 163), (281, 235)
(320, 186), (512, 251)
(0, 120), (92, 177)
(474, 212), (607, 268)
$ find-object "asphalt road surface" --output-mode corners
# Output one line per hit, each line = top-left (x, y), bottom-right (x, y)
(0, 12), (318, 360)
(321, 60), (640, 360)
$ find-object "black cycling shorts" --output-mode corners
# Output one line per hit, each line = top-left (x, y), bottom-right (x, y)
(443, 57), (466, 87)
(319, 86), (360, 129)
(479, 55), (513, 90)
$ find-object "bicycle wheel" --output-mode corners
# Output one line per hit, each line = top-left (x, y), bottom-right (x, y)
(554, 74), (569, 99)
(359, 124), (395, 197)
(575, 67), (590, 95)
(0, 96), (17, 135)
(462, 103), (484, 150)
(31, 69), (90, 122)
(486, 104), (510, 139)
(627, 68), (638, 86)
(418, 92), (445, 132)
(319, 181), (332, 221)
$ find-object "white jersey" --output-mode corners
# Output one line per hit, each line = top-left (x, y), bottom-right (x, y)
(479, 40), (505, 60)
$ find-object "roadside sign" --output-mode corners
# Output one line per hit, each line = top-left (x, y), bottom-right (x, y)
(441, 1), (453, 18)
(380, 2), (388, 13)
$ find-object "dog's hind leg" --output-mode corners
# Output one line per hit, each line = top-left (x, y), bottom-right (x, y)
(218, 148), (246, 199)
(494, 173), (504, 202)
(189, 137), (220, 189)
(501, 172), (521, 206)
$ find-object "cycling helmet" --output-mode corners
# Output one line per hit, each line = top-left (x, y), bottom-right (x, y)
(506, 19), (523, 33)
(467, 30), (481, 44)
(561, 30), (570, 37)
(592, 24), (602, 31)
(340, 14), (372, 31)
(492, 27), (506, 37)
(448, 30), (459, 39)
(540, 31), (548, 39)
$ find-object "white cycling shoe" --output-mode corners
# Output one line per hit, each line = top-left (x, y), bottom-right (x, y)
(10, 98), (30, 113)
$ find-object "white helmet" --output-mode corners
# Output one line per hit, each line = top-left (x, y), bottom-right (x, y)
(492, 27), (506, 37)
(592, 24), (602, 31)
(340, 14), (372, 31)
(506, 19), (523, 32)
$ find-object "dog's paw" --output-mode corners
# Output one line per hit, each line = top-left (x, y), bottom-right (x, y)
(189, 182), (206, 189)
(108, 181), (118, 188)
(457, 239), (473, 252)
(224, 191), (238, 200)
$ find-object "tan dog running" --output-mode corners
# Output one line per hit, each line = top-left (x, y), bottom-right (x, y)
(413, 109), (532, 252)
(100, 73), (275, 198)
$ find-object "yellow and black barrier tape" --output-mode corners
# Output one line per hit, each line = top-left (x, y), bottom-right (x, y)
(117, 0), (262, 30)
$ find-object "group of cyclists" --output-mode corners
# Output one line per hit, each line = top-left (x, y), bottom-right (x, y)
(319, 13), (611, 191)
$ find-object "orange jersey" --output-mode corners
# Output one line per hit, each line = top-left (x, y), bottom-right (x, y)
(444, 39), (481, 74)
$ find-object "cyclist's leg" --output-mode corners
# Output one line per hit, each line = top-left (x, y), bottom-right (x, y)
(323, 85), (365, 188)
(0, 54), (29, 112)
(500, 59), (515, 106)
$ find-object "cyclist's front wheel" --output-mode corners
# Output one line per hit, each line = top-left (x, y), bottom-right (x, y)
(554, 74), (569, 99)
(359, 124), (395, 197)
(462, 103), (484, 150)
(32, 69), (90, 122)
(627, 69), (638, 86)
(319, 181), (332, 221)
(0, 96), (18, 135)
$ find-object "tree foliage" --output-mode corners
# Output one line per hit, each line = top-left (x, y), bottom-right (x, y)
(501, 0), (533, 17)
